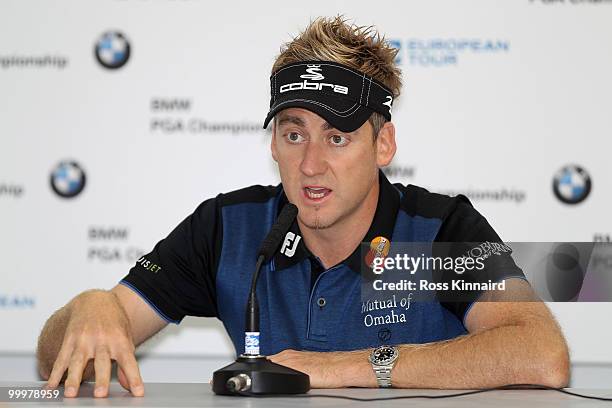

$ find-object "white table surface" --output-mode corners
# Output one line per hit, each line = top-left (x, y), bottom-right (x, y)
(1, 382), (611, 407)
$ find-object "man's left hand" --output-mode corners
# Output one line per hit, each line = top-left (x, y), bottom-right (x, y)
(268, 349), (376, 388)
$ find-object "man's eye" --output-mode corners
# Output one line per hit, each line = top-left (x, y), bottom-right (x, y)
(330, 134), (349, 146)
(286, 132), (305, 143)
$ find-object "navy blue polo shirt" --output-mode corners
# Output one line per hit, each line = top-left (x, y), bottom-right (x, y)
(120, 171), (525, 355)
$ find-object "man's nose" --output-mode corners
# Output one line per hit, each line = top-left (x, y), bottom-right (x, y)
(299, 140), (328, 177)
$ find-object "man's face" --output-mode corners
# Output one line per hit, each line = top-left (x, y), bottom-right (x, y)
(271, 108), (383, 231)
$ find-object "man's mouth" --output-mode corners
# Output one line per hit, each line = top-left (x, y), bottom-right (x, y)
(303, 186), (332, 201)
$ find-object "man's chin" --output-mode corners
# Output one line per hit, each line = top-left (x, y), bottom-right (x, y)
(298, 213), (335, 230)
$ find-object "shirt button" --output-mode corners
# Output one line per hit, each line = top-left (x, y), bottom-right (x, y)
(317, 297), (326, 308)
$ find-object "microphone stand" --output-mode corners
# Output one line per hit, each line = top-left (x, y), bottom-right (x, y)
(212, 206), (310, 396)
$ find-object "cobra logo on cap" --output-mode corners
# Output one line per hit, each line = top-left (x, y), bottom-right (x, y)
(300, 64), (325, 80)
(280, 65), (349, 95)
(264, 60), (395, 132)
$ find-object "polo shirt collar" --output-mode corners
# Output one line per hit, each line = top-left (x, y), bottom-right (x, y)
(273, 169), (400, 273)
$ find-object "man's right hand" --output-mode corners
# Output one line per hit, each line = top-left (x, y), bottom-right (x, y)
(39, 285), (168, 398)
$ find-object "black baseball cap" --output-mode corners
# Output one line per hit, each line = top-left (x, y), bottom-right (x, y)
(263, 61), (394, 133)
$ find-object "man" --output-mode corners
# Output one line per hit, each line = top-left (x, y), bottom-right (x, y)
(37, 16), (569, 398)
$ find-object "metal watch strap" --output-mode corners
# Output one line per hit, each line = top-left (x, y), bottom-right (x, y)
(373, 365), (393, 388)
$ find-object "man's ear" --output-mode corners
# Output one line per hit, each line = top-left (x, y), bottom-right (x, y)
(270, 121), (278, 163)
(375, 121), (397, 167)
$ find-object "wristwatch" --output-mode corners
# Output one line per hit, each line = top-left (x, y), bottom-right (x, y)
(368, 345), (399, 388)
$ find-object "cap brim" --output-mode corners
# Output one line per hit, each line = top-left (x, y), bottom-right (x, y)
(263, 92), (374, 133)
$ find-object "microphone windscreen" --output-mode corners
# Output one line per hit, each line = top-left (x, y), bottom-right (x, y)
(258, 203), (298, 261)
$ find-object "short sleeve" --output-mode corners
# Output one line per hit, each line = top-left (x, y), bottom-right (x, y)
(434, 199), (526, 323)
(120, 197), (222, 323)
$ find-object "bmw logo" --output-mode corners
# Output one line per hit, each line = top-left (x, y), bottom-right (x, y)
(50, 161), (86, 199)
(94, 31), (130, 69)
(552, 165), (592, 205)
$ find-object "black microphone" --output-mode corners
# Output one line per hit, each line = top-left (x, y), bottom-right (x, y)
(258, 203), (298, 260)
(212, 203), (310, 396)
(244, 203), (298, 353)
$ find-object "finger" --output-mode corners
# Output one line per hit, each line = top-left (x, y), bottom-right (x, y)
(268, 349), (294, 362)
(117, 366), (130, 392)
(268, 355), (283, 363)
(46, 343), (73, 388)
(270, 355), (301, 371)
(115, 352), (144, 397)
(64, 352), (88, 398)
(93, 347), (111, 398)
(267, 351), (283, 360)
(268, 354), (290, 363)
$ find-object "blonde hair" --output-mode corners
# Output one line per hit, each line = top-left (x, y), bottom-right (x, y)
(272, 16), (402, 137)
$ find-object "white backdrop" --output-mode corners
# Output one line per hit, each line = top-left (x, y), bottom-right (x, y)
(1, 0), (611, 369)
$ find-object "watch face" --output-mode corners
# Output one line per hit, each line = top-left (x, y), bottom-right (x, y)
(370, 346), (398, 365)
